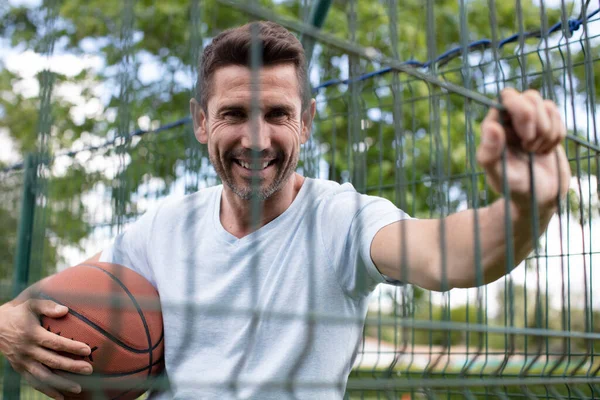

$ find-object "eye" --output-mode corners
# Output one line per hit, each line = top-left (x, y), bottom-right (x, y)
(222, 110), (246, 121)
(267, 109), (289, 121)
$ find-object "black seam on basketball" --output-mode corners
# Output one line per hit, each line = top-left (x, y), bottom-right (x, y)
(152, 331), (164, 351)
(38, 292), (152, 354)
(153, 329), (164, 350)
(110, 358), (165, 400)
(80, 263), (156, 377)
(91, 356), (164, 378)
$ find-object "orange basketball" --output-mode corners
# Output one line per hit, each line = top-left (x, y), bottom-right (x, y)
(37, 261), (164, 400)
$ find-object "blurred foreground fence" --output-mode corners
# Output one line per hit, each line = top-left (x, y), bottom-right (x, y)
(1, 0), (599, 398)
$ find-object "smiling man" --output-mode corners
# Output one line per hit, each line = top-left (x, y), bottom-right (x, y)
(192, 61), (314, 237)
(0, 21), (571, 400)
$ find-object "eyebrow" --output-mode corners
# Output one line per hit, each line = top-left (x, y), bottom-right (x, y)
(268, 104), (295, 114)
(215, 103), (296, 115)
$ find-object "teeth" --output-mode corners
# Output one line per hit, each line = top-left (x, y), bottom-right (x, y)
(238, 160), (271, 170)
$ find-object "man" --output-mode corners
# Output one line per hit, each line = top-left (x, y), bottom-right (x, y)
(0, 21), (570, 399)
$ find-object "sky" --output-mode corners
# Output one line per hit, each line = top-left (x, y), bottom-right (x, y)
(1, 0), (599, 319)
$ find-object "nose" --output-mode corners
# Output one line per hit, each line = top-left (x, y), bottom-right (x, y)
(241, 116), (271, 151)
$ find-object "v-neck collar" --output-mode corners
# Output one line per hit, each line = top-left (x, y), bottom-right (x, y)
(212, 177), (313, 245)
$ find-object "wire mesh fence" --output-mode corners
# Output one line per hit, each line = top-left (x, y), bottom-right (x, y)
(0, 168), (24, 298)
(0, 0), (599, 398)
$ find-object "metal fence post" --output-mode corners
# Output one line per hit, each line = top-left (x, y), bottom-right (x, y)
(301, 0), (332, 66)
(3, 154), (38, 400)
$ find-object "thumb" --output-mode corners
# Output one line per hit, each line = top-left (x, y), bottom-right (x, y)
(27, 299), (68, 318)
(477, 119), (505, 168)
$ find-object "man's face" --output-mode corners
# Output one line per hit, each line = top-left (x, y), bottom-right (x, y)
(192, 64), (315, 201)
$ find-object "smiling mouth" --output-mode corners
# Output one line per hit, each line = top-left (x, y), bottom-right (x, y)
(234, 159), (277, 170)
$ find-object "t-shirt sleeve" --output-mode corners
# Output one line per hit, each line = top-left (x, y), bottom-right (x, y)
(98, 205), (159, 287)
(320, 183), (412, 298)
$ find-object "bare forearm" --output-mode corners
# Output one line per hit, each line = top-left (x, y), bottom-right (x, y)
(440, 199), (554, 289)
(373, 88), (569, 292)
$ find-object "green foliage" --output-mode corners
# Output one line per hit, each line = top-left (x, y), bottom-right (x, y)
(312, 0), (584, 219)
(0, 171), (22, 281)
(366, 281), (598, 355)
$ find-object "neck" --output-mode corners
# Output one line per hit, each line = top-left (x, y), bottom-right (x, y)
(220, 173), (305, 238)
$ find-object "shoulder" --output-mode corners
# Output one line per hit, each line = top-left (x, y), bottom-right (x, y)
(309, 178), (388, 214)
(306, 178), (358, 203)
(308, 178), (412, 232)
(158, 185), (221, 211)
(147, 185), (222, 226)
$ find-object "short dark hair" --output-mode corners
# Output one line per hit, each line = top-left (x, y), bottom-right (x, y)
(196, 21), (310, 112)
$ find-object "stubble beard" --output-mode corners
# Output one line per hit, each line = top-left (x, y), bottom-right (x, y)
(210, 150), (298, 202)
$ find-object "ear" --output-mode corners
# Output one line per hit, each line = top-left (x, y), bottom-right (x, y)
(300, 98), (316, 144)
(190, 98), (208, 144)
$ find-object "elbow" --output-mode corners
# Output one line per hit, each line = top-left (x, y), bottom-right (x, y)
(441, 263), (507, 290)
(420, 256), (487, 292)
(414, 255), (461, 292)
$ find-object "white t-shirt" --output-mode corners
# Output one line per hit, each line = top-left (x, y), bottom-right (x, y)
(99, 177), (410, 399)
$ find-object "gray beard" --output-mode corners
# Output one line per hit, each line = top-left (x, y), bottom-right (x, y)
(211, 152), (298, 201)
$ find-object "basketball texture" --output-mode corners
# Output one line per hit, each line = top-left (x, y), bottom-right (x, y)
(38, 261), (164, 400)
